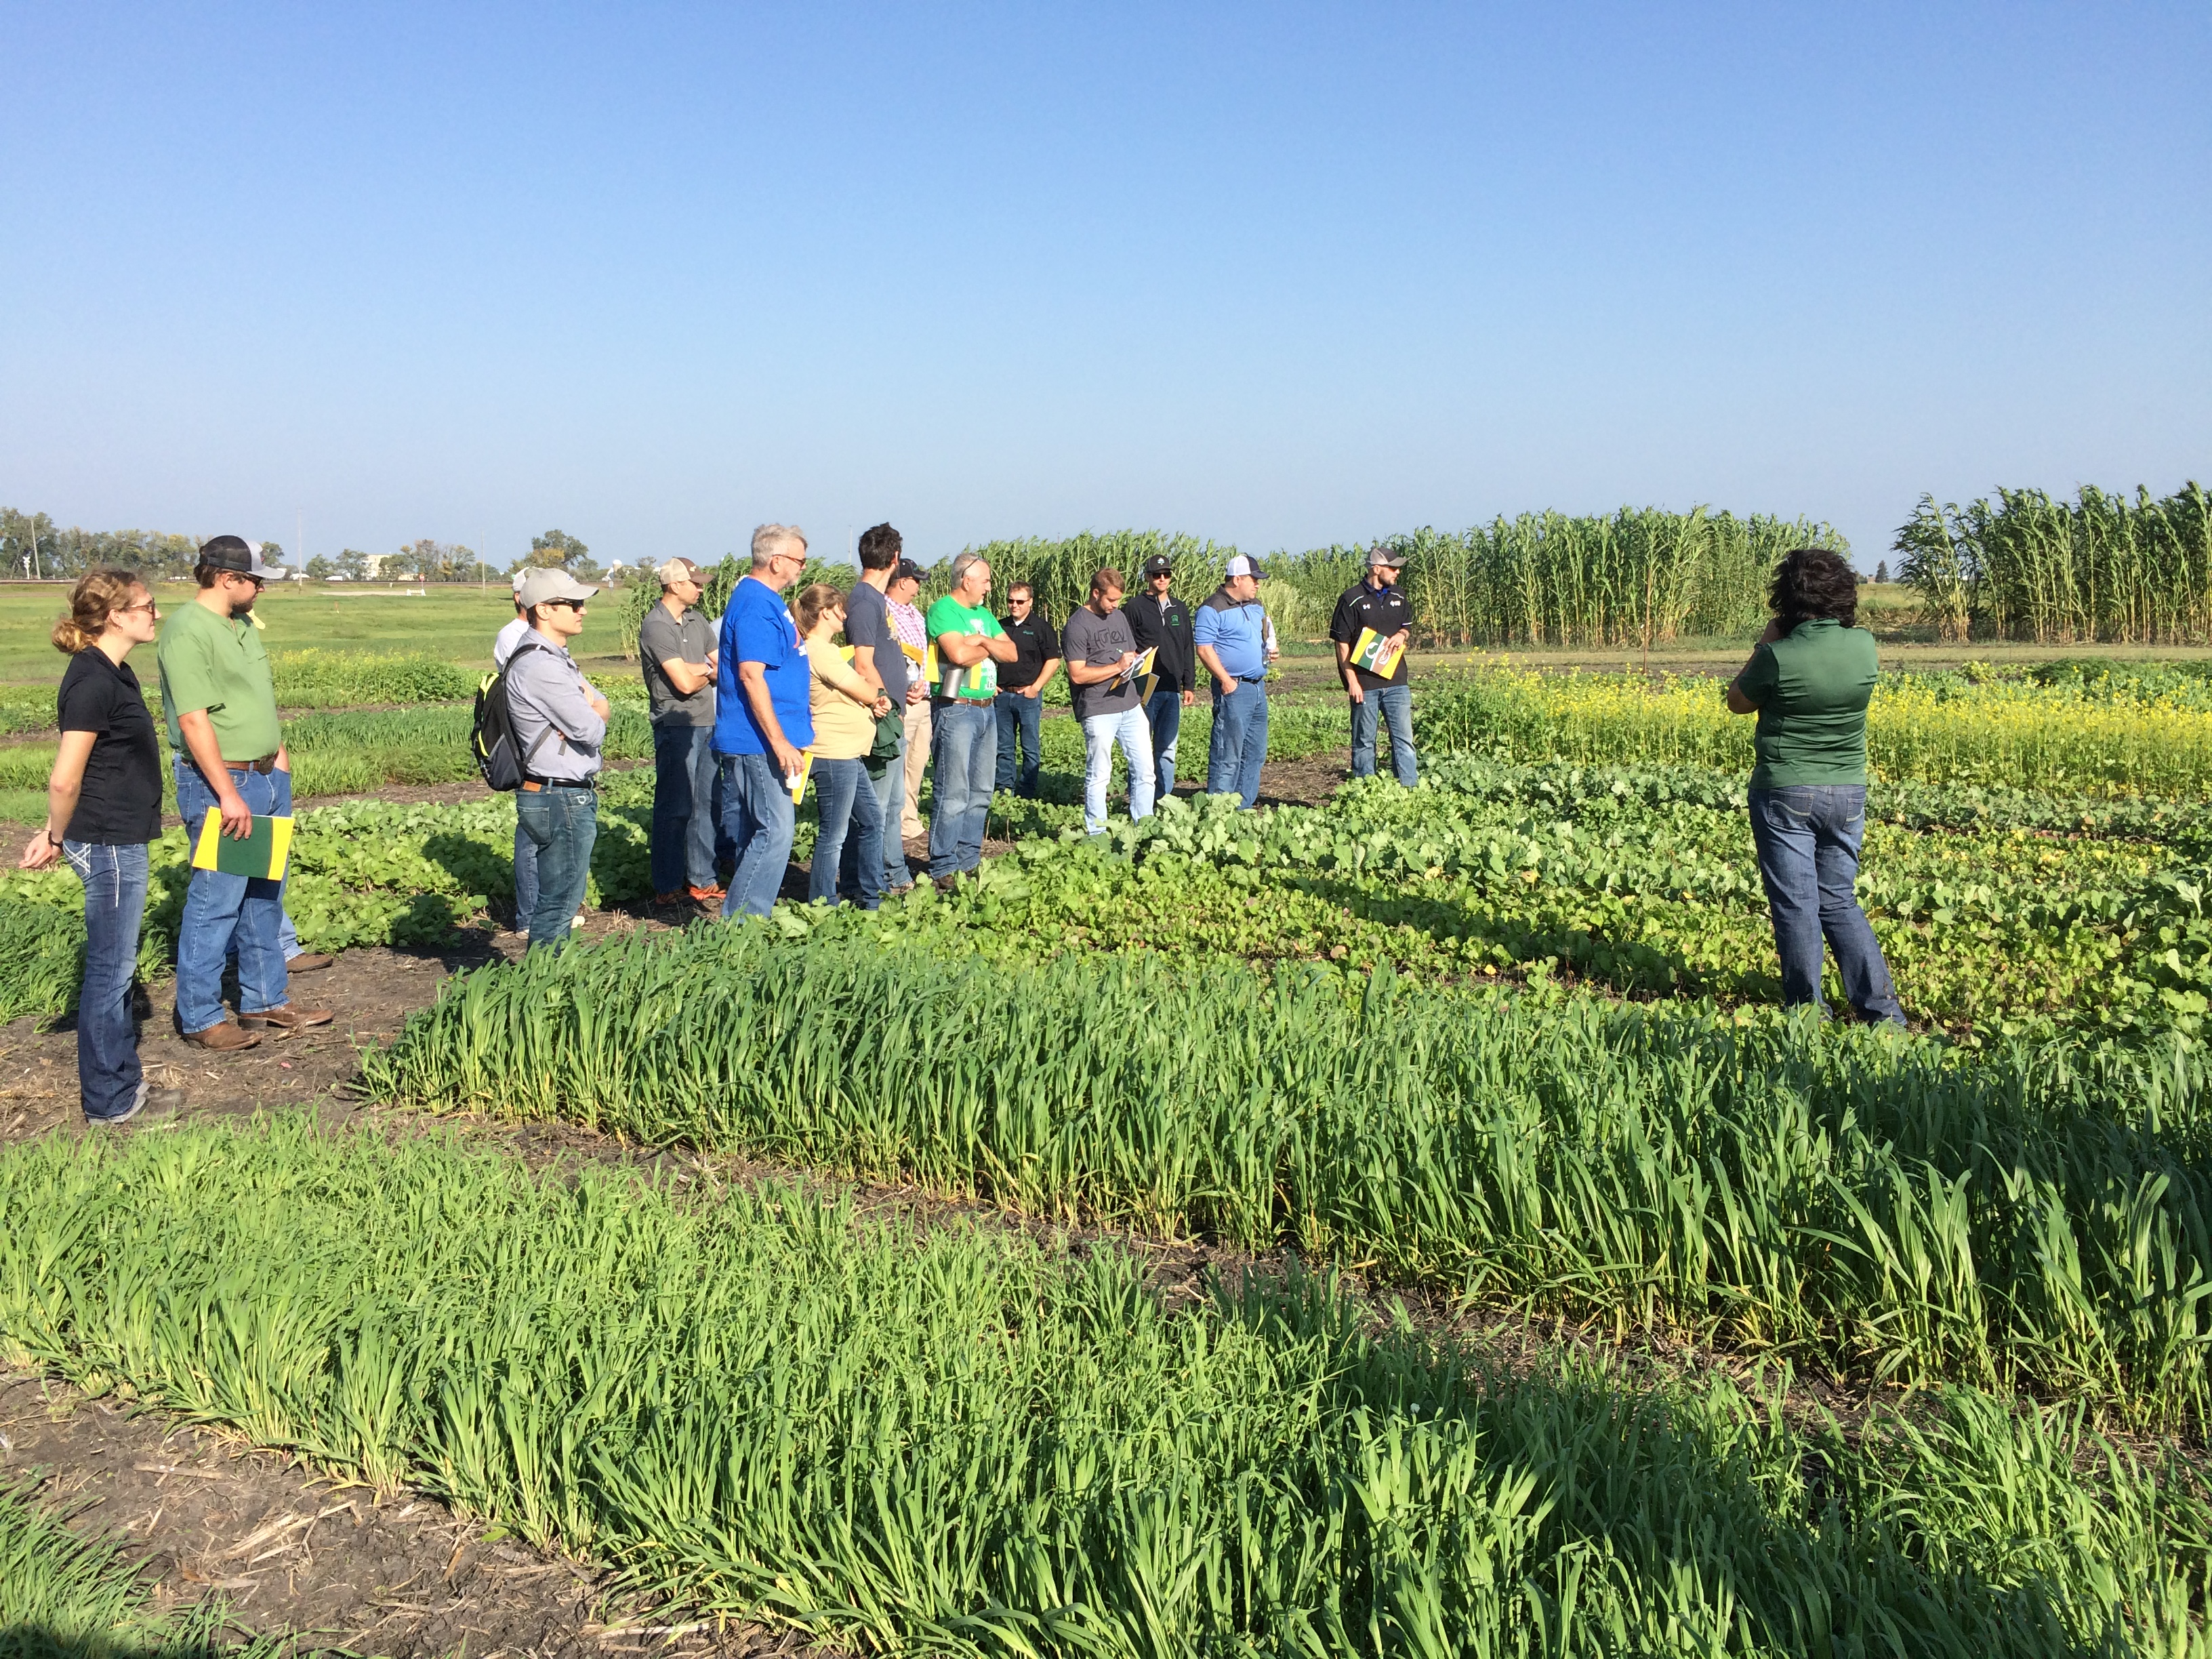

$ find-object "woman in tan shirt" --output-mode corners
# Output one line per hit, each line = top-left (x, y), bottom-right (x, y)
(796, 583), (894, 908)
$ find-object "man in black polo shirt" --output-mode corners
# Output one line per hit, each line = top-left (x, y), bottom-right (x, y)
(1123, 554), (1196, 796)
(994, 581), (1060, 798)
(1328, 545), (1418, 786)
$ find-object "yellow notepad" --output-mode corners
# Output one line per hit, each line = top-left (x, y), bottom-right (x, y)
(191, 810), (294, 880)
(1351, 626), (1406, 678)
(787, 750), (814, 806)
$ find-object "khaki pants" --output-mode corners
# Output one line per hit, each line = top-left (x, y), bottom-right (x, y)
(901, 698), (931, 840)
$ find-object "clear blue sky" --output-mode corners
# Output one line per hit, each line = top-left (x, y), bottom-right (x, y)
(5, 2), (2206, 571)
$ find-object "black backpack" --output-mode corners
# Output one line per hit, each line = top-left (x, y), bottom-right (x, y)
(471, 639), (558, 792)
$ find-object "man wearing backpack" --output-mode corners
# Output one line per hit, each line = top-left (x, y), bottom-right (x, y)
(505, 568), (608, 950)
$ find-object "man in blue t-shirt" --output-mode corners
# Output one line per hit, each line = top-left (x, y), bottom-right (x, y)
(714, 524), (814, 918)
(1193, 554), (1277, 808)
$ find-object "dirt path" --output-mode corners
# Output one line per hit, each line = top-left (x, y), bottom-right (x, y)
(0, 1371), (804, 1659)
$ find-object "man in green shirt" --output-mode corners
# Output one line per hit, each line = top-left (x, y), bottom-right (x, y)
(157, 537), (332, 1050)
(1725, 548), (1904, 1025)
(924, 550), (1017, 882)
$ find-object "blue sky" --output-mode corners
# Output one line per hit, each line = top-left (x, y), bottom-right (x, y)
(4, 2), (2206, 571)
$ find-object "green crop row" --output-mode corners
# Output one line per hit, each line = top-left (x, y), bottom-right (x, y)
(364, 924), (2212, 1431)
(0, 1475), (271, 1658)
(2, 1118), (2203, 1656)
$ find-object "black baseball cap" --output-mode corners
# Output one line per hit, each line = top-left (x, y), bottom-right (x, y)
(1141, 554), (1173, 577)
(198, 535), (270, 578)
(893, 558), (924, 583)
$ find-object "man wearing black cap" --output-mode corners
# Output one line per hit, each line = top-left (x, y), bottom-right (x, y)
(1329, 546), (1418, 787)
(158, 536), (332, 1050)
(1123, 554), (1196, 796)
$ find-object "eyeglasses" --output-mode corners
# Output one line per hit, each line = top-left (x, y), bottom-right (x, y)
(541, 598), (588, 611)
(119, 600), (160, 618)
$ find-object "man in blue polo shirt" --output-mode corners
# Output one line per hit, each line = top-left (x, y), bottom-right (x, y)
(714, 523), (814, 918)
(1193, 553), (1278, 808)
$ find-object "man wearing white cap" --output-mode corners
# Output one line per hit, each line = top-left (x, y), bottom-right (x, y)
(1330, 545), (1418, 787)
(638, 556), (722, 905)
(506, 567), (609, 950)
(1193, 554), (1278, 808)
(491, 571), (542, 935)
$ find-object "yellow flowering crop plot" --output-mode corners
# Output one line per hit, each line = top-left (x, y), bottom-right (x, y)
(1420, 665), (2212, 797)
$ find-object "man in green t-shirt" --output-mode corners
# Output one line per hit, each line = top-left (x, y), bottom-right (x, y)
(1724, 547), (1904, 1026)
(924, 551), (1017, 882)
(157, 537), (333, 1050)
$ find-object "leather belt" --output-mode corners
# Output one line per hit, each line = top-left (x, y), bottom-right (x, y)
(217, 756), (279, 775)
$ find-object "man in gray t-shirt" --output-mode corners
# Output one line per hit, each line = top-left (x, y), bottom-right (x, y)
(1061, 567), (1156, 836)
(638, 558), (724, 904)
(844, 523), (922, 895)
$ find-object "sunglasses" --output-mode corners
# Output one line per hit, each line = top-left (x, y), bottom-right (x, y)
(540, 598), (589, 611)
(119, 599), (160, 618)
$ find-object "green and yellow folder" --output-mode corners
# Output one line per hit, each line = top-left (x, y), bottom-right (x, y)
(190, 811), (295, 880)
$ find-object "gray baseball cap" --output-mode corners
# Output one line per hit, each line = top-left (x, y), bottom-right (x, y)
(518, 567), (599, 608)
(1367, 545), (1408, 569)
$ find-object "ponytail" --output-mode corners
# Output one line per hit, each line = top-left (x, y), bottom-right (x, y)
(52, 568), (145, 655)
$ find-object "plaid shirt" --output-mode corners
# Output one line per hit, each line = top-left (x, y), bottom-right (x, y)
(889, 600), (927, 650)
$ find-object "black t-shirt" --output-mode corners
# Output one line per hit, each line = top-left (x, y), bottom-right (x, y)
(1328, 579), (1415, 691)
(998, 608), (1059, 691)
(56, 649), (163, 844)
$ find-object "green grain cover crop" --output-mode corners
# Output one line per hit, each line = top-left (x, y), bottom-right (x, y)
(1, 1120), (2204, 1655)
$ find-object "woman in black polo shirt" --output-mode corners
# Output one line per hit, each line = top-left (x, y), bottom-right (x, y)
(18, 569), (179, 1124)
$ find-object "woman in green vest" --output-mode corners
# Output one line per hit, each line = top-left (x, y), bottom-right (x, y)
(1725, 548), (1906, 1025)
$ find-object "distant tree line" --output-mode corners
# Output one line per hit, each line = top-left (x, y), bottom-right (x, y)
(0, 510), (627, 586)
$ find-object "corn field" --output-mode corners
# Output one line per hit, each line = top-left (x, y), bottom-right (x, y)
(1896, 483), (2212, 643)
(1275, 509), (1849, 647)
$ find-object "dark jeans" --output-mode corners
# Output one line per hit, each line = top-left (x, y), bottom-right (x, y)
(719, 752), (795, 918)
(174, 760), (290, 1034)
(1747, 785), (1906, 1024)
(650, 722), (718, 893)
(995, 693), (1044, 798)
(811, 756), (884, 909)
(65, 839), (148, 1121)
(928, 701), (996, 876)
(838, 730), (910, 897)
(1206, 678), (1269, 808)
(1350, 682), (1418, 786)
(516, 783), (598, 952)
(1143, 687), (1184, 794)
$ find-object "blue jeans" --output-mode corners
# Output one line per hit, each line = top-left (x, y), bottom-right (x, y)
(838, 731), (911, 897)
(513, 820), (538, 928)
(1080, 706), (1156, 834)
(718, 752), (796, 918)
(1206, 678), (1269, 808)
(1747, 785), (1906, 1024)
(66, 840), (148, 1120)
(811, 756), (885, 908)
(928, 701), (997, 877)
(1351, 682), (1418, 787)
(516, 783), (598, 952)
(174, 760), (291, 1036)
(1143, 688), (1184, 794)
(651, 723), (719, 893)
(995, 693), (1044, 798)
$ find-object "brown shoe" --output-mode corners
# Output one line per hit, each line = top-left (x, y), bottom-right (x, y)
(239, 1003), (333, 1036)
(287, 952), (335, 972)
(183, 1021), (262, 1052)
(653, 890), (686, 907)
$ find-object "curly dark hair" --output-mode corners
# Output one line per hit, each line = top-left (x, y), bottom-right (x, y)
(1768, 547), (1858, 630)
(856, 523), (903, 572)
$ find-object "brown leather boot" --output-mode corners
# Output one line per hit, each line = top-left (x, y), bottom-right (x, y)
(239, 1003), (333, 1036)
(286, 952), (335, 972)
(183, 1021), (262, 1052)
